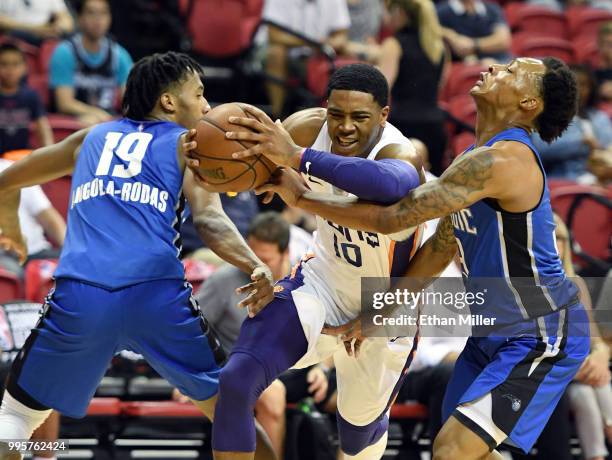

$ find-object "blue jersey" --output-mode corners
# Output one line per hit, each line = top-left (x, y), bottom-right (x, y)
(451, 127), (579, 326)
(55, 119), (187, 289)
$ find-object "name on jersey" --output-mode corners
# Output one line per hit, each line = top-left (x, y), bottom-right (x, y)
(451, 209), (477, 234)
(71, 178), (169, 213)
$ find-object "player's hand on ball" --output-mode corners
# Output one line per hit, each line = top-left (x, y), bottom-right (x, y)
(181, 130), (212, 189)
(322, 317), (365, 358)
(225, 105), (303, 169)
(307, 366), (329, 403)
(236, 265), (275, 317)
(255, 168), (310, 207)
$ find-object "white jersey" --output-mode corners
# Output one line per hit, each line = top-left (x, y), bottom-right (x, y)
(300, 121), (422, 326)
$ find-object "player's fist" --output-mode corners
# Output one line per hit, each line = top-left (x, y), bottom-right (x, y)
(255, 167), (309, 207)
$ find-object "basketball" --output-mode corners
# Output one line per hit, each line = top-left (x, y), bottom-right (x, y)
(192, 102), (276, 193)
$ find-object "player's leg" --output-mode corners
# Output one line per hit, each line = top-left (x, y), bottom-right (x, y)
(435, 305), (590, 460)
(254, 380), (286, 458)
(30, 410), (60, 459)
(332, 336), (416, 459)
(212, 293), (309, 460)
(0, 280), (123, 459)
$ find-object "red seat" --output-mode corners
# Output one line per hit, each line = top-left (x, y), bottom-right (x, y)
(550, 184), (612, 268)
(87, 397), (122, 416)
(121, 401), (205, 418)
(442, 63), (486, 100)
(48, 114), (83, 142)
(448, 95), (477, 127)
(512, 34), (574, 63)
(306, 55), (363, 101)
(451, 131), (476, 158)
(390, 402), (428, 419)
(0, 269), (22, 303)
(572, 37), (600, 67)
(183, 258), (217, 294)
(24, 259), (58, 303)
(37, 39), (59, 75)
(187, 0), (263, 57)
(506, 5), (567, 38)
(566, 7), (612, 42)
(41, 175), (72, 221)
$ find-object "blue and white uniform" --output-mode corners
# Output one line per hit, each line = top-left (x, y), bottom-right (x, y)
(7, 119), (224, 418)
(443, 127), (589, 453)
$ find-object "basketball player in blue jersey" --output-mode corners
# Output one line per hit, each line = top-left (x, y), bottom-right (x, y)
(234, 57), (590, 460)
(0, 52), (276, 460)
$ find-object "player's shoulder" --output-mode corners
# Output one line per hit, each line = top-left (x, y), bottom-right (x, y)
(282, 108), (326, 147)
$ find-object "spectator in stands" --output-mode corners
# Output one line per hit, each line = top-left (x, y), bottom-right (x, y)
(49, 0), (133, 126)
(0, 0), (73, 46)
(0, 158), (65, 276)
(553, 214), (612, 460)
(596, 22), (612, 103)
(0, 43), (53, 154)
(341, 0), (385, 63)
(436, 0), (511, 64)
(378, 0), (447, 175)
(532, 64), (612, 181)
(189, 212), (329, 458)
(263, 0), (351, 118)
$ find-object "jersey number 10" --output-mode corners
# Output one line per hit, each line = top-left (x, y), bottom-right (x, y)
(95, 132), (153, 178)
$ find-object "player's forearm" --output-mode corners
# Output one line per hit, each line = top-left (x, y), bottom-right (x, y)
(0, 131), (86, 193)
(300, 148), (421, 204)
(193, 211), (262, 274)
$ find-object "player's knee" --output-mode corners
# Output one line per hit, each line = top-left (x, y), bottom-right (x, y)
(256, 380), (286, 421)
(217, 353), (268, 410)
(0, 392), (52, 440)
(337, 413), (388, 456)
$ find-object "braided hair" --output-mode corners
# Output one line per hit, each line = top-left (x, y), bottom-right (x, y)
(122, 51), (204, 120)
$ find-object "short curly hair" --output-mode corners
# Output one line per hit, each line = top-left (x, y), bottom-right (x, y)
(327, 63), (389, 108)
(534, 57), (578, 143)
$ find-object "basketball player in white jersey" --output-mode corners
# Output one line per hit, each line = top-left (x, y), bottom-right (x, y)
(187, 64), (425, 460)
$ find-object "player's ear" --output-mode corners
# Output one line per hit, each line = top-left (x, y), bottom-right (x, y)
(160, 92), (176, 114)
(519, 96), (540, 114)
(380, 105), (390, 126)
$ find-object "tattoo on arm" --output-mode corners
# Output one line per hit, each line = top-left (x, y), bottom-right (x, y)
(387, 148), (495, 231)
(431, 216), (457, 256)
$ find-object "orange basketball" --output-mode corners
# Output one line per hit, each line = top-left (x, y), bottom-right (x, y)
(192, 102), (276, 193)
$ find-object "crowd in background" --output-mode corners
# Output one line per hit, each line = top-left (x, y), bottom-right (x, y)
(0, 0), (611, 458)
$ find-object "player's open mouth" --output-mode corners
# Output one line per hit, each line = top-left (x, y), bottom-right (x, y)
(337, 138), (358, 147)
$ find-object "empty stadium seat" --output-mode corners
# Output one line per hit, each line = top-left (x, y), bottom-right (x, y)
(550, 184), (612, 271)
(566, 7), (612, 42)
(306, 55), (363, 101)
(448, 94), (477, 127)
(572, 37), (600, 67)
(187, 0), (263, 57)
(24, 259), (58, 303)
(41, 175), (72, 221)
(512, 34), (574, 62)
(441, 63), (486, 101)
(0, 269), (22, 303)
(506, 5), (567, 38)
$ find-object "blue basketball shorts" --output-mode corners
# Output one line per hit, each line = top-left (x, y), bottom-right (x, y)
(441, 302), (590, 453)
(6, 278), (224, 418)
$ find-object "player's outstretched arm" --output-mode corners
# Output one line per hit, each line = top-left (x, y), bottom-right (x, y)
(0, 128), (89, 193)
(286, 145), (517, 234)
(183, 169), (274, 316)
